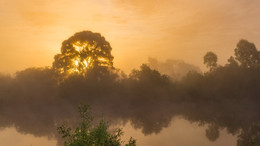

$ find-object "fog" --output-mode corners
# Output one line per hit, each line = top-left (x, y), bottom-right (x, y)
(1, 0), (260, 74)
(0, 31), (260, 145)
(0, 119), (237, 146)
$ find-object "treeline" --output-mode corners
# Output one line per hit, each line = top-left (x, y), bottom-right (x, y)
(0, 31), (260, 145)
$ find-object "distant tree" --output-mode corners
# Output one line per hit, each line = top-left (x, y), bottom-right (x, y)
(234, 39), (260, 68)
(57, 104), (136, 146)
(204, 51), (218, 70)
(129, 64), (170, 86)
(227, 56), (239, 67)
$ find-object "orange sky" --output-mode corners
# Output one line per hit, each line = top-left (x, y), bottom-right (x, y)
(1, 0), (260, 74)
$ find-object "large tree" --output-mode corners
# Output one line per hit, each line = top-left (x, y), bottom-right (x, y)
(234, 39), (260, 68)
(53, 31), (114, 75)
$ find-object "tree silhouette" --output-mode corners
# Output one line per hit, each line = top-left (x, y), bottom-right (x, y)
(53, 31), (114, 75)
(204, 51), (218, 70)
(234, 39), (260, 68)
(226, 56), (239, 67)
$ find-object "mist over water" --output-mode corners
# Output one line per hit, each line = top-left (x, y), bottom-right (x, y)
(0, 119), (237, 146)
(0, 31), (260, 146)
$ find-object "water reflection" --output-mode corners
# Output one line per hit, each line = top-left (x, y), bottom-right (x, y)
(121, 118), (236, 146)
(0, 65), (259, 146)
(0, 127), (56, 146)
(1, 38), (260, 145)
(0, 118), (236, 146)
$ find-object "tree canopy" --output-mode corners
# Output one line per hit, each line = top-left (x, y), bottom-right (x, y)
(203, 51), (218, 70)
(234, 39), (260, 68)
(53, 31), (114, 75)
(2, 30), (260, 146)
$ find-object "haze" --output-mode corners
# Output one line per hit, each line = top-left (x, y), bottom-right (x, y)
(1, 0), (260, 73)
(1, 0), (260, 146)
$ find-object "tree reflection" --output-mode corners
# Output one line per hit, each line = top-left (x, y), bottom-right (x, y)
(1, 31), (260, 146)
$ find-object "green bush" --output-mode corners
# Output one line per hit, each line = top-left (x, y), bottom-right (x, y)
(57, 104), (136, 146)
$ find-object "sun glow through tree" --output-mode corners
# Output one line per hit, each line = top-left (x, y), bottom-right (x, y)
(53, 31), (114, 75)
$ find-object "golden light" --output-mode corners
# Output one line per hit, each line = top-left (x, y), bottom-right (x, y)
(68, 41), (111, 74)
(68, 42), (95, 74)
(53, 31), (114, 75)
(98, 57), (109, 66)
(72, 41), (89, 52)
(74, 59), (79, 66)
(68, 42), (94, 74)
(98, 57), (106, 62)
(83, 60), (88, 67)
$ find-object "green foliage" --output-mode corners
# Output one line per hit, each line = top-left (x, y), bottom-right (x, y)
(237, 122), (260, 146)
(57, 104), (136, 146)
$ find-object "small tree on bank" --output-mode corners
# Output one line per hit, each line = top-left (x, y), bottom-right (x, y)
(57, 104), (136, 146)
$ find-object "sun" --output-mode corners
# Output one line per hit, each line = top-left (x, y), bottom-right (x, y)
(69, 50), (92, 74)
(67, 42), (110, 74)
